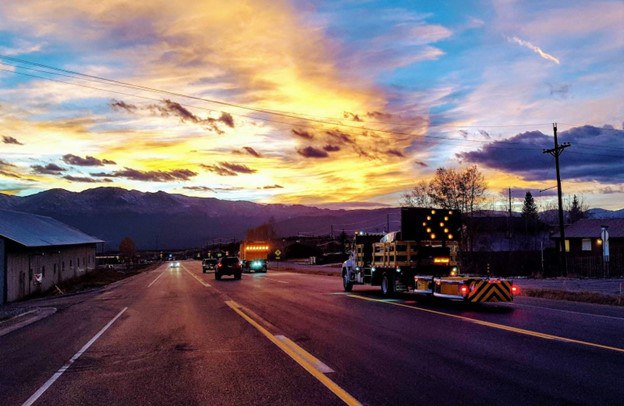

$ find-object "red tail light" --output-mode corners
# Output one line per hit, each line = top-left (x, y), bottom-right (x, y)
(460, 285), (469, 296)
(217, 263), (223, 268)
(511, 286), (519, 295)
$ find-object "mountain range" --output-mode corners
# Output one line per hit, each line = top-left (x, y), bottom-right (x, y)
(0, 187), (397, 250)
(1, 187), (621, 250)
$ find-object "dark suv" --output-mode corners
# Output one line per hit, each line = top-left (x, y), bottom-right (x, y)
(216, 257), (242, 280)
(202, 258), (218, 273)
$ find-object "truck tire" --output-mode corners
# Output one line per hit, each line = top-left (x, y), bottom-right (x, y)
(215, 272), (221, 280)
(381, 272), (395, 296)
(342, 269), (353, 292)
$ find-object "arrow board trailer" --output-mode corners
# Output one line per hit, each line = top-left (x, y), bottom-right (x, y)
(341, 207), (516, 303)
(240, 241), (270, 273)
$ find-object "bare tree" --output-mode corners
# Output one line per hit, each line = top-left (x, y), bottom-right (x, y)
(119, 237), (136, 264)
(401, 180), (433, 207)
(414, 165), (487, 214)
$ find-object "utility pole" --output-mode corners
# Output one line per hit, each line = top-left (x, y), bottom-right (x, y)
(508, 188), (512, 250)
(543, 123), (571, 275)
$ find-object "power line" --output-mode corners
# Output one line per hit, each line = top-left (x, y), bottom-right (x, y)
(2, 56), (623, 156)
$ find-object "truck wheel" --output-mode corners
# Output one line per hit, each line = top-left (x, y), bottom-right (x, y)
(261, 267), (267, 273)
(215, 272), (221, 280)
(381, 273), (395, 296)
(342, 269), (353, 292)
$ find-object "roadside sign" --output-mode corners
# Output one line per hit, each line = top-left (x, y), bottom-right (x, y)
(275, 249), (281, 260)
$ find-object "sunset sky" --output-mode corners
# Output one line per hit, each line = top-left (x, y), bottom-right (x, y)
(1, 0), (623, 211)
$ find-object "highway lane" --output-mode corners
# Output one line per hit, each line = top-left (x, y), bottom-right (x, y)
(211, 264), (624, 405)
(1, 260), (623, 405)
(0, 262), (343, 405)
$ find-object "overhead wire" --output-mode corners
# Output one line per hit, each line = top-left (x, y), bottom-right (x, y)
(1, 56), (622, 157)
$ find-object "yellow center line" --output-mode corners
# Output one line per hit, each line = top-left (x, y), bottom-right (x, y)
(347, 295), (624, 354)
(225, 300), (361, 406)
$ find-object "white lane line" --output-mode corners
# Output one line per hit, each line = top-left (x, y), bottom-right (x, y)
(23, 307), (128, 406)
(182, 266), (211, 287)
(275, 335), (334, 373)
(147, 272), (166, 288)
(275, 280), (289, 284)
(511, 302), (624, 321)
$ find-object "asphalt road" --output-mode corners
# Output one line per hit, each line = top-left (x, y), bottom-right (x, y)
(1, 260), (623, 405)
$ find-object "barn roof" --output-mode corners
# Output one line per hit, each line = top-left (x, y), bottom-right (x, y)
(552, 218), (624, 239)
(0, 209), (102, 247)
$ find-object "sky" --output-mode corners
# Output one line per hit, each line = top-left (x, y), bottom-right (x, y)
(1, 0), (623, 211)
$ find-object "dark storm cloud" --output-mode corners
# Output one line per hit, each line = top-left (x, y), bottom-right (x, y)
(323, 144), (341, 152)
(219, 112), (235, 128)
(112, 98), (234, 134)
(32, 163), (65, 175)
(201, 162), (256, 176)
(219, 162), (256, 174)
(297, 146), (329, 158)
(201, 164), (237, 176)
(506, 188), (557, 199)
(242, 147), (261, 157)
(386, 149), (404, 158)
(258, 184), (283, 189)
(92, 167), (197, 182)
(326, 129), (354, 144)
(232, 147), (262, 157)
(62, 154), (116, 166)
(183, 186), (215, 192)
(457, 125), (624, 183)
(292, 128), (315, 140)
(110, 99), (138, 112)
(2, 135), (23, 145)
(367, 111), (393, 120)
(343, 112), (362, 122)
(0, 159), (22, 178)
(63, 175), (113, 183)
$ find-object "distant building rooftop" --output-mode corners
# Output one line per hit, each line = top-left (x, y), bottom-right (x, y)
(553, 218), (624, 239)
(0, 209), (103, 247)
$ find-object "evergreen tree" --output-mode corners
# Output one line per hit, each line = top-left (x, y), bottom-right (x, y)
(568, 194), (587, 223)
(521, 192), (539, 222)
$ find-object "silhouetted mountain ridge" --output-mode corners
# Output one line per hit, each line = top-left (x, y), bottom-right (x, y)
(0, 187), (396, 250)
(1, 188), (621, 250)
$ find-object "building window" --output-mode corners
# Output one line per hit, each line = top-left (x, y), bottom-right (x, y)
(42, 266), (46, 277)
(29, 268), (33, 281)
(564, 240), (570, 252)
(582, 239), (592, 251)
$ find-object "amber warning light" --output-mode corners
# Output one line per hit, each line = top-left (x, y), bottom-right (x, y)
(246, 245), (269, 251)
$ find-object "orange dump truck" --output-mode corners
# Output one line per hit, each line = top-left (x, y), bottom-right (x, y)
(239, 241), (270, 273)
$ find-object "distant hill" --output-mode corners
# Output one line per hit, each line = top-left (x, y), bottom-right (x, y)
(0, 187), (397, 250)
(1, 187), (620, 250)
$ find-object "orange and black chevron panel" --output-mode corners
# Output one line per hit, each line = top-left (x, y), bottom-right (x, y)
(468, 280), (513, 303)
